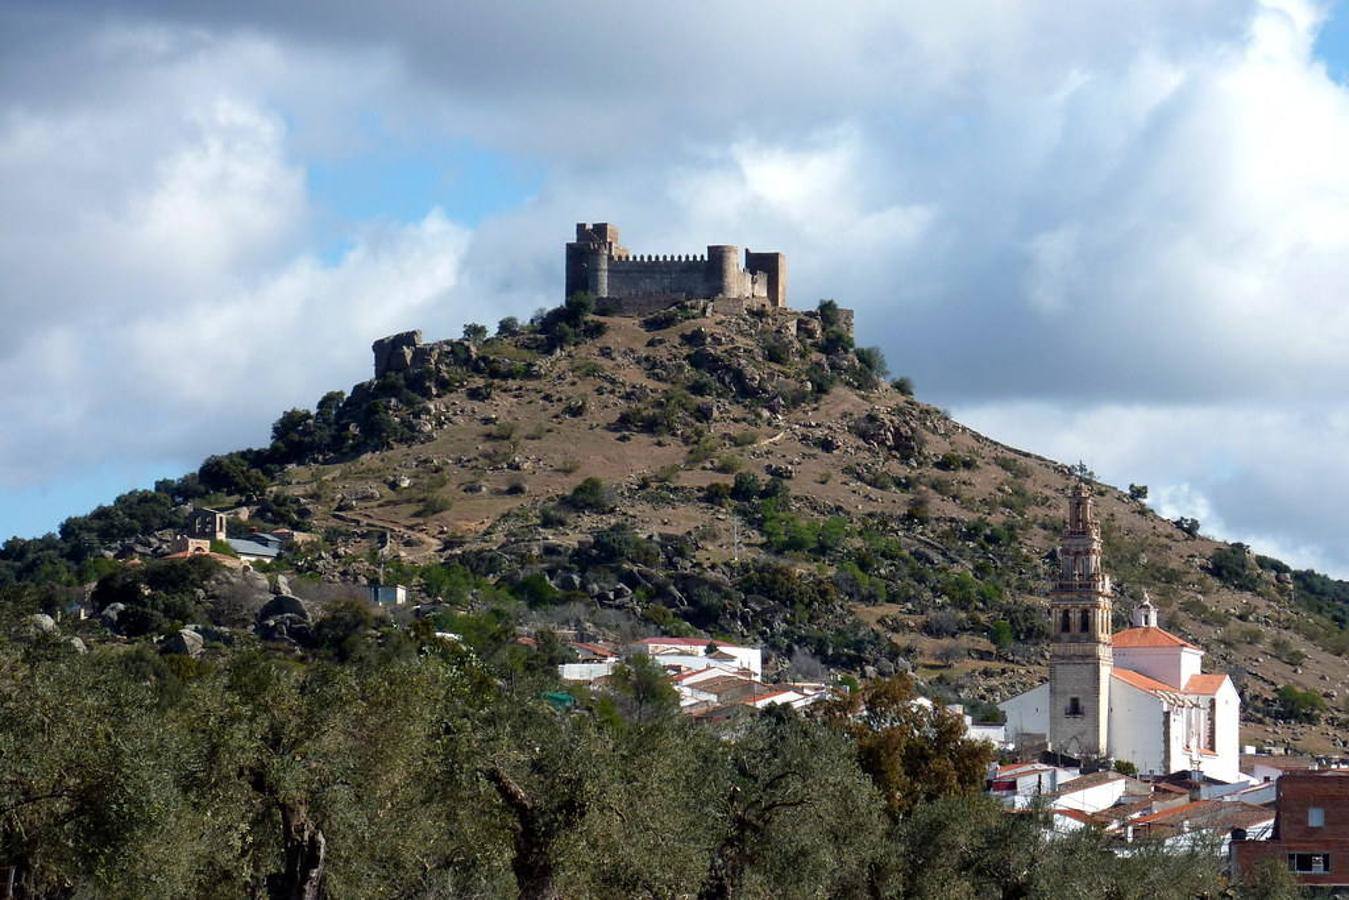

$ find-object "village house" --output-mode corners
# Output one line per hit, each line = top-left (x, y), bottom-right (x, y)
(999, 485), (1242, 782)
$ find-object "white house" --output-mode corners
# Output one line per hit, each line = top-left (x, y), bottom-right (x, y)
(370, 584), (408, 606)
(1045, 771), (1146, 815)
(631, 637), (763, 678)
(989, 761), (1079, 808)
(999, 487), (1242, 783)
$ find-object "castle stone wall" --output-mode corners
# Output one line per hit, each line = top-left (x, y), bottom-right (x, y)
(565, 222), (786, 313)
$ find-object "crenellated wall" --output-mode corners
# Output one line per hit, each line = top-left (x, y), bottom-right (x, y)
(564, 222), (785, 313)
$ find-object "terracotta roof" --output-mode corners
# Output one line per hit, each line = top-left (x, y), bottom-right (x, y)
(1053, 808), (1100, 825)
(1112, 667), (1181, 695)
(1184, 673), (1229, 695)
(1112, 626), (1199, 650)
(1241, 755), (1317, 771)
(685, 675), (759, 699)
(1131, 799), (1273, 832)
(997, 762), (1054, 776)
(672, 667), (717, 684)
(1130, 799), (1208, 827)
(1046, 770), (1123, 797)
(569, 641), (616, 658)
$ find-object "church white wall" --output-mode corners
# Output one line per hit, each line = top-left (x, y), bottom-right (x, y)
(1178, 648), (1203, 688)
(1197, 680), (1242, 783)
(1108, 679), (1168, 775)
(999, 682), (1049, 744)
(1166, 707), (1188, 774)
(1112, 646), (1202, 690)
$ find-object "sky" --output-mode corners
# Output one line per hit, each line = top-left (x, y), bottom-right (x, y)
(2, 1), (1349, 576)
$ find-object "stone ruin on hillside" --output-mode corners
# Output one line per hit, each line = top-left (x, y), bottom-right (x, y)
(565, 222), (787, 315)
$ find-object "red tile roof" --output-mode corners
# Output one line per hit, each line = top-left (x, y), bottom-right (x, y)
(1183, 673), (1229, 695)
(672, 667), (716, 684)
(1112, 667), (1181, 695)
(1112, 626), (1199, 650)
(570, 641), (616, 658)
(1053, 808), (1100, 825)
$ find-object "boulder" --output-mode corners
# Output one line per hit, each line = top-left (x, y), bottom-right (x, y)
(272, 574), (291, 596)
(24, 613), (58, 636)
(67, 637), (88, 654)
(372, 330), (423, 378)
(258, 594), (310, 622)
(163, 628), (205, 659)
(256, 613), (313, 645)
(99, 603), (127, 630)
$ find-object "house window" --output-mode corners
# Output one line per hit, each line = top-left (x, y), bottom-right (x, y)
(1061, 611), (1071, 633)
(1067, 697), (1083, 717)
(1309, 807), (1325, 828)
(1080, 609), (1091, 633)
(1288, 853), (1330, 874)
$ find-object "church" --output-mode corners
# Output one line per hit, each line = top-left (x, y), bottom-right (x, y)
(999, 484), (1242, 783)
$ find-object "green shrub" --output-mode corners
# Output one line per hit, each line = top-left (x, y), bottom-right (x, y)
(854, 346), (888, 378)
(715, 454), (743, 474)
(1276, 684), (1326, 722)
(566, 477), (615, 513)
(1208, 545), (1261, 592)
(513, 573), (562, 607)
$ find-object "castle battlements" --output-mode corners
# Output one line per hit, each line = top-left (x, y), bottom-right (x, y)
(565, 222), (787, 315)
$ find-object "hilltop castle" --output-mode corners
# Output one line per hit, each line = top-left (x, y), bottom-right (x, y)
(565, 222), (787, 315)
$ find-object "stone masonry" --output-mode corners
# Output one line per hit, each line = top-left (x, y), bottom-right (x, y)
(565, 222), (787, 313)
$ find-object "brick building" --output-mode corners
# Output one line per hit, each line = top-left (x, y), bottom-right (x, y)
(1231, 770), (1349, 887)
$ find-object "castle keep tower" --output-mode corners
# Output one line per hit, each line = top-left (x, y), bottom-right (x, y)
(1048, 482), (1113, 759)
(564, 222), (787, 312)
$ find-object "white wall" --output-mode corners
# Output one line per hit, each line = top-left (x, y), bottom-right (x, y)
(1108, 678), (1168, 775)
(1198, 680), (1242, 783)
(1113, 646), (1203, 691)
(1054, 777), (1128, 814)
(559, 660), (618, 681)
(1000, 682), (1049, 743)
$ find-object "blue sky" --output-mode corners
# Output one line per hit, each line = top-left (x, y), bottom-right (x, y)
(4, 0), (1349, 577)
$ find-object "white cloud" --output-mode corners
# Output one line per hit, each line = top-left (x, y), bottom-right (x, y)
(3, 0), (1349, 578)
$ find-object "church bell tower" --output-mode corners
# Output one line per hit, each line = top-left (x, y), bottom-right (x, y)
(1048, 482), (1113, 760)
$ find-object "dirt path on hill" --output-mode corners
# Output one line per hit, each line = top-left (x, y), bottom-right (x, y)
(330, 510), (441, 558)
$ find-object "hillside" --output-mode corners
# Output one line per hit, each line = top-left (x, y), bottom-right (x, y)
(4, 297), (1347, 753)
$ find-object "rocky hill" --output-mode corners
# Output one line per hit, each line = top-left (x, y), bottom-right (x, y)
(4, 296), (1347, 753)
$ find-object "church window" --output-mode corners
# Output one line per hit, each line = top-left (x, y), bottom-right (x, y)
(1080, 609), (1091, 633)
(1067, 697), (1083, 716)
(1309, 807), (1325, 828)
(1061, 611), (1071, 633)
